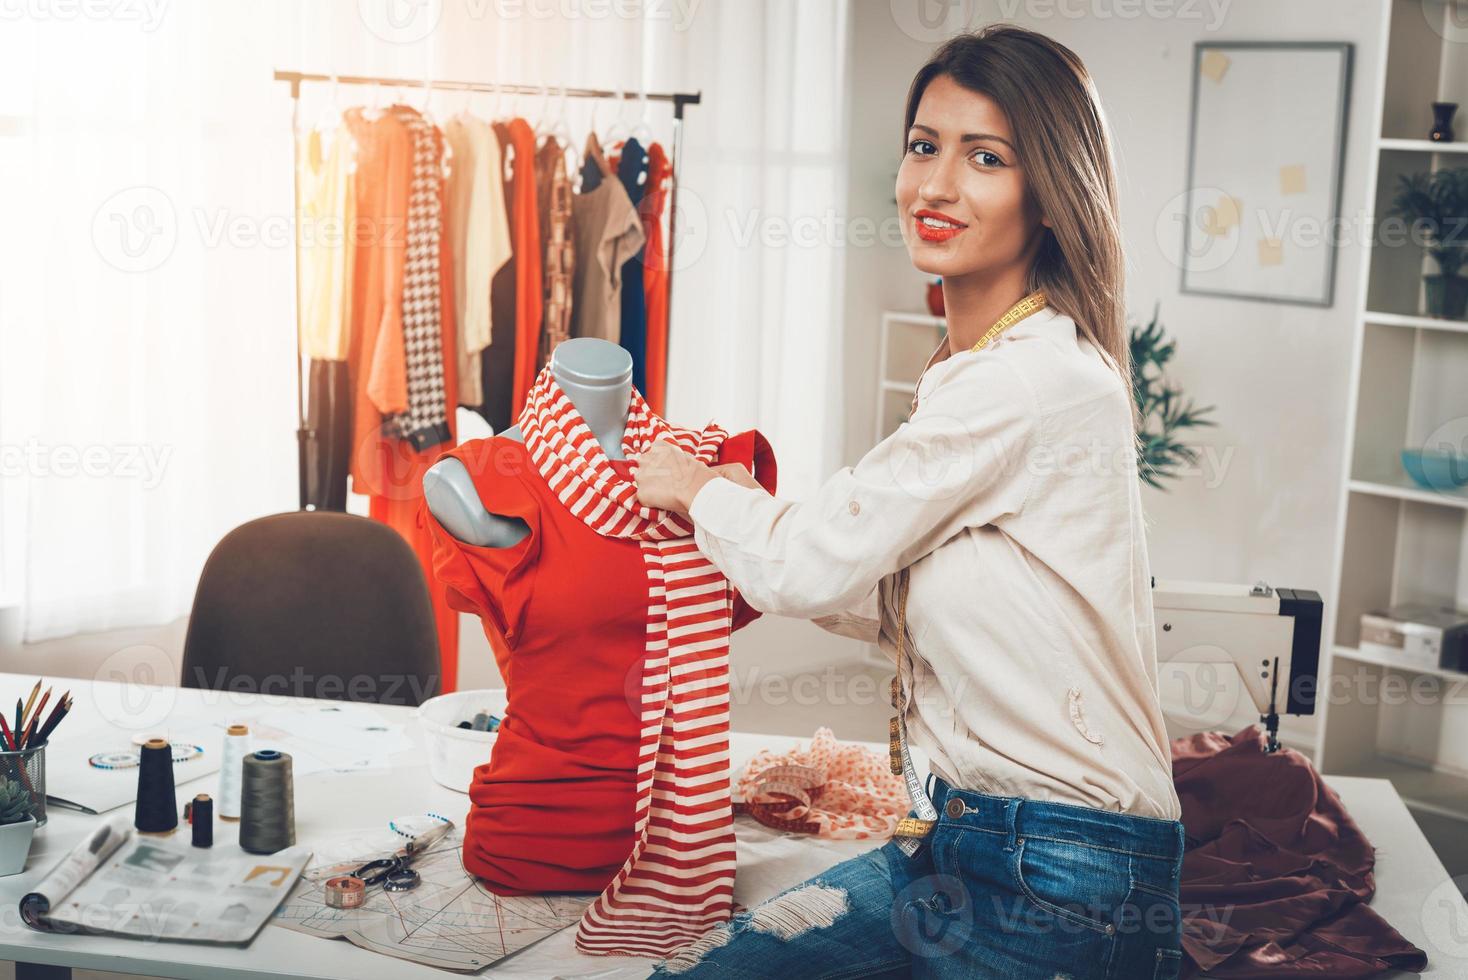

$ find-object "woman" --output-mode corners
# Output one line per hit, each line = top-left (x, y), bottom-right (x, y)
(635, 25), (1185, 980)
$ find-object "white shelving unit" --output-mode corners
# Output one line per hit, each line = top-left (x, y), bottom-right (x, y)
(873, 310), (945, 446)
(1319, 0), (1468, 861)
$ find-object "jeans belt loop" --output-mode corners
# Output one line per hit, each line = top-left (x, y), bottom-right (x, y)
(1007, 798), (1023, 849)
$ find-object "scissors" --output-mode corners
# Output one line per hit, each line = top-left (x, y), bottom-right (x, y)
(351, 819), (453, 892)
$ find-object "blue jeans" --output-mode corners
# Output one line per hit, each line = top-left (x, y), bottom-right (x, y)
(651, 776), (1186, 979)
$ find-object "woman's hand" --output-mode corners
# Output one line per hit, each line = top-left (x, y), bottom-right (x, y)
(709, 461), (761, 492)
(635, 436), (720, 516)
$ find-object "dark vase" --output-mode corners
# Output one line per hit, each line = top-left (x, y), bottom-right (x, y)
(1424, 273), (1468, 318)
(1431, 102), (1457, 142)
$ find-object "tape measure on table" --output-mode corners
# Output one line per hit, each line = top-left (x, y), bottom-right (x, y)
(733, 764), (826, 834)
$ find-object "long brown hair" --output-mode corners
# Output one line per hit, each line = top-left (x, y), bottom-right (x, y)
(904, 25), (1135, 424)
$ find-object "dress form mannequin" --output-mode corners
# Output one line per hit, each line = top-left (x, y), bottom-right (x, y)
(423, 338), (633, 547)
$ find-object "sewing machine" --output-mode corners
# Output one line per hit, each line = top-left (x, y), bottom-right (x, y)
(1152, 579), (1322, 753)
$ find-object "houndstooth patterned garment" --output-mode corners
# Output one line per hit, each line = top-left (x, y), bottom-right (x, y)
(389, 107), (452, 451)
(537, 137), (575, 371)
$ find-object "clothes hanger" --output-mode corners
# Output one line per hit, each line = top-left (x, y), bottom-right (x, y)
(551, 83), (577, 171)
(364, 79), (384, 120)
(534, 83), (552, 147)
(603, 86), (630, 150)
(630, 88), (653, 149)
(313, 72), (341, 134)
(584, 97), (611, 180)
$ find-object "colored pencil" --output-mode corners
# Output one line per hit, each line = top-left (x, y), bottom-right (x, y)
(12, 699), (20, 746)
(32, 696), (72, 746)
(23, 689), (50, 740)
(0, 712), (12, 751)
(30, 692), (68, 747)
(19, 680), (40, 730)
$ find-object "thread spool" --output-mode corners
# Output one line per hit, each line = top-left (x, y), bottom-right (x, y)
(134, 738), (178, 835)
(239, 749), (294, 854)
(191, 793), (213, 848)
(324, 876), (365, 909)
(218, 724), (250, 821)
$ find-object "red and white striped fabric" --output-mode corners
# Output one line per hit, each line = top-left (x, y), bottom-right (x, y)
(517, 363), (737, 957)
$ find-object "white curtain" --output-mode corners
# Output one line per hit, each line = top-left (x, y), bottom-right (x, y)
(0, 0), (852, 643)
(661, 2), (853, 501)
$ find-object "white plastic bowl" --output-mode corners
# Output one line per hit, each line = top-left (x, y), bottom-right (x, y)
(415, 689), (508, 793)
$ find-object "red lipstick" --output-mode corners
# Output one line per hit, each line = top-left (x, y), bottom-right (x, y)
(913, 208), (968, 243)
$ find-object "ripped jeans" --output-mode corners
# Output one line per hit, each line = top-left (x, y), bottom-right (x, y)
(650, 776), (1186, 980)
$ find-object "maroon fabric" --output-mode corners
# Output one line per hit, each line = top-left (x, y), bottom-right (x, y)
(1172, 726), (1428, 978)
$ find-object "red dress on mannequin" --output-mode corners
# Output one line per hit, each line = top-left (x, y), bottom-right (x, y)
(426, 428), (776, 896)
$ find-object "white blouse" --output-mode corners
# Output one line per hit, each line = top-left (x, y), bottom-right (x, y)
(689, 305), (1181, 821)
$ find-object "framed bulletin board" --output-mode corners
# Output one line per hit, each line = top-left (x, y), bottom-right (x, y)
(1179, 42), (1353, 306)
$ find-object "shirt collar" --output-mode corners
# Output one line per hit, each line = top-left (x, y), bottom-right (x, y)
(920, 305), (1070, 370)
(910, 306), (1077, 414)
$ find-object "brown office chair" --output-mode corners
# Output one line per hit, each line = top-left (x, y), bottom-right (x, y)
(181, 511), (441, 706)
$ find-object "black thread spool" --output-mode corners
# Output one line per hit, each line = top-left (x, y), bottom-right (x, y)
(134, 738), (178, 835)
(191, 793), (213, 848)
(239, 750), (294, 854)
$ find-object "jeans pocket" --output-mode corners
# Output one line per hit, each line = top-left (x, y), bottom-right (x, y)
(1153, 947), (1183, 980)
(1008, 836), (1129, 936)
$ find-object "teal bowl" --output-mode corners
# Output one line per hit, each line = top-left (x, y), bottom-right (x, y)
(1402, 448), (1468, 491)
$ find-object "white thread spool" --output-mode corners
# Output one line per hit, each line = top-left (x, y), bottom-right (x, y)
(218, 724), (250, 821)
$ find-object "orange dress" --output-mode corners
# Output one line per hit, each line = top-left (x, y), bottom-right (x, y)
(505, 118), (542, 419)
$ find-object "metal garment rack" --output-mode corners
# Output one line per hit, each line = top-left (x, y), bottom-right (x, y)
(273, 69), (702, 508)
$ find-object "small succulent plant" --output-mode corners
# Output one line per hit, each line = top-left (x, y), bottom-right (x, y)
(0, 776), (35, 826)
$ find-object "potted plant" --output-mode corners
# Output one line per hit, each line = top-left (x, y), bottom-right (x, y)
(0, 775), (37, 876)
(1389, 167), (1468, 318)
(1131, 305), (1217, 490)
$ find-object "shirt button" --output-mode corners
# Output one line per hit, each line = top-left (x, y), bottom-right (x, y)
(848, 500), (861, 516)
(944, 797), (965, 819)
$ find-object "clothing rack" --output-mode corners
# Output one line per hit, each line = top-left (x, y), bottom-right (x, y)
(274, 69), (702, 508)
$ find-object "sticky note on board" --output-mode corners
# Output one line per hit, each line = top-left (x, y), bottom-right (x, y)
(1280, 164), (1307, 194)
(1202, 194), (1242, 236)
(1200, 50), (1231, 83)
(1258, 237), (1284, 266)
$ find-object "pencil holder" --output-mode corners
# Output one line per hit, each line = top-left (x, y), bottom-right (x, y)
(0, 743), (46, 827)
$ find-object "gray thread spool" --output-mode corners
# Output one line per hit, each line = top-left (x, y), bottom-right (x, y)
(238, 750), (295, 854)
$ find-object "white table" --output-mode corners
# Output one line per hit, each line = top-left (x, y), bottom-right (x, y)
(0, 674), (1464, 979)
